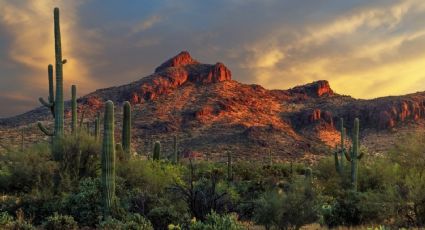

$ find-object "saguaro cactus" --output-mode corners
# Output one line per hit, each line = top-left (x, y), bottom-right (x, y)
(172, 135), (178, 164)
(53, 7), (65, 140)
(101, 100), (116, 217)
(122, 101), (131, 160)
(153, 141), (161, 160)
(227, 151), (233, 182)
(345, 118), (363, 190)
(20, 128), (25, 152)
(71, 85), (77, 134)
(95, 113), (100, 141)
(304, 167), (313, 197)
(334, 118), (347, 175)
(38, 8), (67, 151)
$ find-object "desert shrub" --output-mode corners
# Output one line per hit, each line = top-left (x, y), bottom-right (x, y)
(42, 212), (78, 230)
(0, 211), (14, 228)
(117, 159), (183, 194)
(253, 178), (318, 230)
(172, 163), (239, 221)
(189, 211), (245, 230)
(0, 194), (62, 226)
(0, 209), (36, 230)
(99, 213), (153, 230)
(234, 180), (267, 220)
(388, 132), (425, 227)
(55, 132), (101, 191)
(147, 206), (181, 230)
(62, 177), (102, 227)
(0, 143), (56, 194)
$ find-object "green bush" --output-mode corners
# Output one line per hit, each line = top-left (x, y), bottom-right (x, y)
(0, 209), (36, 230)
(117, 159), (183, 194)
(62, 178), (102, 227)
(55, 132), (101, 191)
(189, 211), (245, 230)
(99, 213), (153, 230)
(0, 143), (56, 194)
(253, 179), (318, 230)
(0, 211), (14, 228)
(42, 212), (78, 230)
(147, 206), (181, 230)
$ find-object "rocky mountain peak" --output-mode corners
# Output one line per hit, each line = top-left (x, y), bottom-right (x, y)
(155, 51), (199, 73)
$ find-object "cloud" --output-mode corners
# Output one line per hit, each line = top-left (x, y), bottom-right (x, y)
(1, 0), (425, 117)
(131, 15), (162, 34)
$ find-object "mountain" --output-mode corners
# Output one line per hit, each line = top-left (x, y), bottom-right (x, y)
(1, 51), (424, 162)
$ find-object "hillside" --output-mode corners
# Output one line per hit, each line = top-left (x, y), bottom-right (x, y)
(1, 51), (424, 162)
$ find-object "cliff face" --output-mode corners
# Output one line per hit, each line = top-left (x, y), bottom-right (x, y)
(2, 51), (425, 161)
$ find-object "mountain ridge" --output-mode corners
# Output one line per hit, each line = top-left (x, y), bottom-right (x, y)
(1, 51), (424, 161)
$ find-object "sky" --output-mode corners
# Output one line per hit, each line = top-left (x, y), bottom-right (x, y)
(1, 0), (425, 117)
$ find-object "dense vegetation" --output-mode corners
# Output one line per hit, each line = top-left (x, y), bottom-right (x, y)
(1, 128), (425, 229)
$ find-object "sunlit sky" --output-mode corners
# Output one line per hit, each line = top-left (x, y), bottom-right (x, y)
(1, 0), (425, 117)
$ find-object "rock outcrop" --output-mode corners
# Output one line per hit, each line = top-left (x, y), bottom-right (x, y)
(289, 80), (334, 97)
(129, 51), (232, 103)
(154, 51), (199, 72)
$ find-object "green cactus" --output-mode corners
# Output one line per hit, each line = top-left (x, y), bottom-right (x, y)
(122, 101), (131, 160)
(38, 8), (66, 154)
(95, 113), (100, 141)
(39, 64), (54, 117)
(305, 167), (312, 182)
(172, 135), (178, 164)
(20, 128), (25, 152)
(153, 141), (161, 161)
(227, 151), (233, 182)
(101, 100), (116, 217)
(345, 118), (364, 190)
(71, 85), (77, 134)
(334, 118), (347, 175)
(304, 167), (313, 197)
(53, 7), (65, 141)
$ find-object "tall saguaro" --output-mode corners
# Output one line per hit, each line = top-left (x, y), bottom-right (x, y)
(53, 7), (64, 140)
(38, 7), (67, 153)
(102, 101), (116, 217)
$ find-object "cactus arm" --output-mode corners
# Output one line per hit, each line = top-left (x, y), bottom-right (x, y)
(40, 64), (55, 117)
(39, 97), (54, 108)
(334, 145), (341, 172)
(38, 122), (54, 136)
(344, 149), (352, 162)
